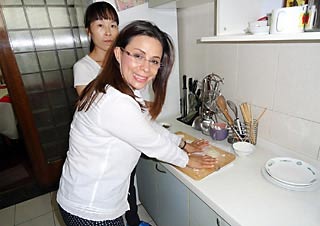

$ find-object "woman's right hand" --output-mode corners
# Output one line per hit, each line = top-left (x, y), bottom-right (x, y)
(187, 154), (217, 169)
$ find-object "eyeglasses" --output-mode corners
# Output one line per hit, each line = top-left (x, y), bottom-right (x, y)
(120, 47), (162, 70)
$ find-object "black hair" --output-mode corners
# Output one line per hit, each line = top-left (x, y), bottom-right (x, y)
(84, 2), (119, 52)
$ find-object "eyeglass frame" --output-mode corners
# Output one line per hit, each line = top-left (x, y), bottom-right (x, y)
(120, 47), (163, 69)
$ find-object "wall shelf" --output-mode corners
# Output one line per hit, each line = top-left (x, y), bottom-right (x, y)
(199, 32), (320, 43)
(148, 0), (213, 8)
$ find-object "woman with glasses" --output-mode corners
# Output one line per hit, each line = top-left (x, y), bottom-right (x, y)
(73, 3), (148, 225)
(57, 20), (216, 226)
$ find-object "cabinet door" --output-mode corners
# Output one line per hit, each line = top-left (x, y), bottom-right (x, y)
(156, 163), (189, 226)
(136, 157), (159, 221)
(217, 216), (231, 226)
(190, 191), (220, 226)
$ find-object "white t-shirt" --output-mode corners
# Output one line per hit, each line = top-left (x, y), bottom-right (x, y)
(57, 88), (188, 221)
(73, 55), (101, 87)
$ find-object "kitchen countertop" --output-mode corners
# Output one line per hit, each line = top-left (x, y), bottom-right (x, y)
(158, 117), (320, 226)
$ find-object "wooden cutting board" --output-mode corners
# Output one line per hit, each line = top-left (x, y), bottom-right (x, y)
(175, 131), (236, 180)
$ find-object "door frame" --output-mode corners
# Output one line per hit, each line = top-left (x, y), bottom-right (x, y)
(0, 8), (63, 188)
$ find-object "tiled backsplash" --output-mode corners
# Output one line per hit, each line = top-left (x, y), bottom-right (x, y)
(177, 3), (320, 160)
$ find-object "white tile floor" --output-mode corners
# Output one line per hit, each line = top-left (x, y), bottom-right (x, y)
(0, 191), (156, 226)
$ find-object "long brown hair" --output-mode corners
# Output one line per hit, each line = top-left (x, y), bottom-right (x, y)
(77, 20), (175, 120)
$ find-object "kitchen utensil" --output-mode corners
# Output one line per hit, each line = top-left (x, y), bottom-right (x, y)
(192, 115), (202, 131)
(227, 100), (244, 136)
(199, 111), (214, 135)
(216, 95), (234, 125)
(256, 107), (267, 122)
(181, 75), (187, 117)
(175, 131), (236, 180)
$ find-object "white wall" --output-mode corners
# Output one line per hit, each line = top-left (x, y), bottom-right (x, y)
(177, 3), (320, 161)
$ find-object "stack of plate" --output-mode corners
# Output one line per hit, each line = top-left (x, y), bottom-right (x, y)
(261, 157), (319, 191)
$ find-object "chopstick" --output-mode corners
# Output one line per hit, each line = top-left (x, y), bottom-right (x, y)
(256, 107), (267, 122)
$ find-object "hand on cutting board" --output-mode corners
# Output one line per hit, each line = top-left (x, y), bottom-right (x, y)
(187, 154), (217, 169)
(184, 139), (209, 153)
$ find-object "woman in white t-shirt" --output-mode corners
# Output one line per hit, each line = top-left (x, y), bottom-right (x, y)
(73, 2), (119, 96)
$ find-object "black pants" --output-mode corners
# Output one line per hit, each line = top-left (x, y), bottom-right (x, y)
(125, 167), (140, 226)
(59, 205), (124, 226)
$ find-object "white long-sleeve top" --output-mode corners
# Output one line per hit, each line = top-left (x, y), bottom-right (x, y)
(57, 87), (188, 221)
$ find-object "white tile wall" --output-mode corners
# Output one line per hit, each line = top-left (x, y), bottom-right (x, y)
(177, 3), (320, 161)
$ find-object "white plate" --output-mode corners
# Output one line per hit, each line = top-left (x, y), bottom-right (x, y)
(265, 157), (318, 186)
(261, 167), (319, 192)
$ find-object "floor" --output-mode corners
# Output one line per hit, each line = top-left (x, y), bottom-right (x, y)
(0, 136), (52, 210)
(0, 191), (157, 226)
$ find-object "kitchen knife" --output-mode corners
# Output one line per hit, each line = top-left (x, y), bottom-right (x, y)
(182, 75), (187, 117)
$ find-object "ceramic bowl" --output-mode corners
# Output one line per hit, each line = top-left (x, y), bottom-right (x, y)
(232, 141), (255, 156)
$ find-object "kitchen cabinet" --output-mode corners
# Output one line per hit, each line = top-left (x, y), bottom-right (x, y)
(156, 163), (189, 226)
(136, 157), (188, 226)
(135, 157), (159, 222)
(136, 157), (230, 226)
(190, 191), (230, 226)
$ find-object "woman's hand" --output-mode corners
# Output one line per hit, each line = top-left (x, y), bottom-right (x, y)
(184, 139), (209, 153)
(187, 154), (217, 169)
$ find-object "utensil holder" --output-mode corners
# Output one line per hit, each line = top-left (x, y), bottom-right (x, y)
(244, 119), (258, 145)
(227, 122), (246, 144)
(227, 120), (258, 145)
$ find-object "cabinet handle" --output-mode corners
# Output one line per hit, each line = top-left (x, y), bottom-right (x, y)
(216, 218), (221, 226)
(155, 163), (167, 174)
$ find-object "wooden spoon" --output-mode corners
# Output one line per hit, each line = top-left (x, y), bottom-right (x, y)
(216, 95), (234, 125)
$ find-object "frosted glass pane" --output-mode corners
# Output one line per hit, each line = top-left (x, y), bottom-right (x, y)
(2, 8), (28, 29)
(38, 51), (59, 71)
(24, 0), (45, 5)
(79, 28), (89, 47)
(32, 30), (55, 51)
(76, 48), (88, 59)
(58, 49), (76, 69)
(48, 90), (68, 108)
(43, 71), (63, 90)
(48, 7), (70, 27)
(1, 0), (22, 5)
(75, 7), (85, 27)
(72, 29), (81, 47)
(47, 0), (65, 5)
(9, 31), (34, 53)
(27, 92), (50, 111)
(53, 29), (74, 49)
(26, 7), (50, 28)
(68, 7), (78, 27)
(33, 110), (53, 127)
(22, 73), (44, 92)
(62, 69), (73, 87)
(15, 53), (40, 74)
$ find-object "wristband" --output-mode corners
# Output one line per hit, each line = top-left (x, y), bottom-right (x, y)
(179, 139), (187, 150)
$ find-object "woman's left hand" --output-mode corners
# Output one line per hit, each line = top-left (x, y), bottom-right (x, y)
(184, 139), (209, 153)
